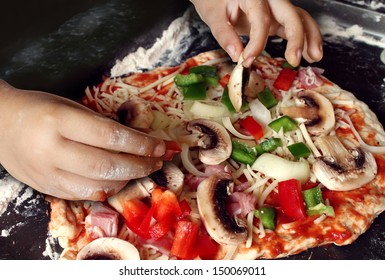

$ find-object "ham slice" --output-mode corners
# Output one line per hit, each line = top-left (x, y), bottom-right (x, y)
(85, 202), (119, 239)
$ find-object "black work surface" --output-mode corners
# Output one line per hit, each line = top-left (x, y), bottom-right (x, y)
(1, 0), (385, 259)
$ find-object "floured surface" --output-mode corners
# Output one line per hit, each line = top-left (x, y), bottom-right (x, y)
(1, 0), (385, 259)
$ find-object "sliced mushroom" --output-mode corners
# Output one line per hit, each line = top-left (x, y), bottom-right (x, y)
(244, 70), (265, 98)
(228, 55), (244, 112)
(149, 162), (184, 196)
(107, 177), (155, 214)
(197, 174), (248, 245)
(281, 91), (335, 135)
(76, 237), (140, 260)
(186, 119), (232, 165)
(313, 136), (377, 191)
(117, 98), (154, 129)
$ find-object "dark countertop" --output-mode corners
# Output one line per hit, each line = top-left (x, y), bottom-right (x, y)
(1, 0), (385, 259)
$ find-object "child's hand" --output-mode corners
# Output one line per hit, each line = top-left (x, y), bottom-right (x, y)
(191, 0), (323, 67)
(0, 80), (165, 201)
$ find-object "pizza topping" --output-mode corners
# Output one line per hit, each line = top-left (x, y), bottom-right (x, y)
(197, 174), (248, 245)
(248, 98), (272, 126)
(256, 88), (278, 109)
(107, 177), (154, 214)
(313, 136), (377, 191)
(251, 153), (311, 184)
(273, 68), (297, 91)
(116, 98), (154, 129)
(277, 179), (307, 220)
(239, 116), (264, 141)
(302, 186), (335, 217)
(84, 202), (119, 239)
(287, 142), (311, 159)
(186, 119), (232, 165)
(268, 115), (298, 133)
(231, 140), (258, 165)
(76, 237), (140, 260)
(254, 206), (276, 230)
(280, 91), (335, 135)
(149, 162), (184, 196)
(297, 67), (324, 89)
(227, 55), (244, 112)
(244, 70), (265, 98)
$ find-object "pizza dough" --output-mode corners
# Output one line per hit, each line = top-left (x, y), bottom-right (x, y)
(48, 49), (385, 260)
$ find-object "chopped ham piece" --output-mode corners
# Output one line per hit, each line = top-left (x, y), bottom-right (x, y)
(298, 67), (324, 89)
(85, 202), (119, 239)
(226, 192), (256, 218)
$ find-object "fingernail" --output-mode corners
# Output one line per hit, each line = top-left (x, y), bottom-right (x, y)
(155, 160), (163, 170)
(153, 141), (166, 157)
(296, 49), (302, 62)
(226, 45), (236, 61)
(243, 57), (255, 68)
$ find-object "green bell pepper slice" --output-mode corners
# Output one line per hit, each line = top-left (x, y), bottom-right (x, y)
(231, 140), (257, 165)
(302, 186), (323, 209)
(254, 206), (276, 230)
(307, 203), (335, 217)
(287, 142), (311, 159)
(180, 83), (207, 100)
(189, 65), (219, 87)
(268, 115), (298, 133)
(257, 88), (278, 109)
(174, 73), (204, 86)
(255, 137), (283, 155)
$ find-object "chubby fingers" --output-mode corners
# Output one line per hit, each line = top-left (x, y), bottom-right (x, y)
(190, 0), (244, 62)
(267, 0), (305, 67)
(296, 7), (323, 63)
(58, 105), (165, 157)
(54, 138), (163, 181)
(239, 0), (271, 67)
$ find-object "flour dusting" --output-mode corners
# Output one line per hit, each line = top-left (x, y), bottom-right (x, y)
(110, 7), (211, 76)
(110, 9), (191, 76)
(0, 174), (25, 216)
(319, 15), (385, 49)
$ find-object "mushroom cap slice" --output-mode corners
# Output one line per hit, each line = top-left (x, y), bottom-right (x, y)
(228, 55), (244, 112)
(187, 119), (232, 165)
(281, 90), (335, 135)
(197, 174), (248, 245)
(313, 136), (377, 191)
(76, 237), (140, 260)
(117, 98), (154, 129)
(107, 177), (154, 214)
(149, 162), (184, 196)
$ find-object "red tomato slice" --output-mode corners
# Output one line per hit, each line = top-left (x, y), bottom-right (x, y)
(194, 229), (219, 260)
(273, 68), (297, 91)
(170, 220), (199, 259)
(153, 188), (182, 222)
(149, 214), (177, 240)
(122, 199), (151, 238)
(162, 140), (182, 161)
(277, 179), (307, 220)
(239, 116), (264, 140)
(219, 74), (230, 88)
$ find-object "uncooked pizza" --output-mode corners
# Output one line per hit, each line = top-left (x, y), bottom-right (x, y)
(47, 49), (385, 260)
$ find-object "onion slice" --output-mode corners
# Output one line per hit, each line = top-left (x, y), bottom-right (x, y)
(222, 116), (254, 140)
(248, 98), (272, 126)
(180, 143), (207, 177)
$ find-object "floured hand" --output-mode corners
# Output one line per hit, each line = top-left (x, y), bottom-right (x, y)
(0, 80), (165, 201)
(190, 0), (323, 67)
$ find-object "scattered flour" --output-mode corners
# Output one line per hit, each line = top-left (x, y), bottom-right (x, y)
(319, 15), (385, 49)
(0, 174), (25, 216)
(110, 7), (211, 77)
(349, 0), (385, 10)
(110, 9), (192, 76)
